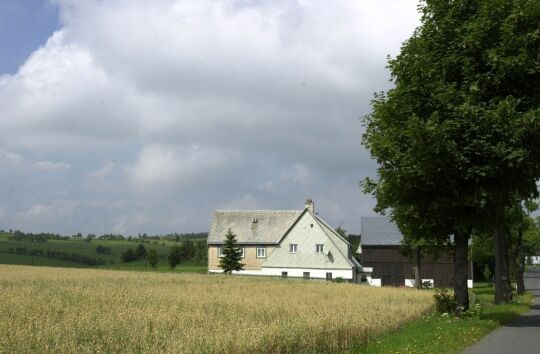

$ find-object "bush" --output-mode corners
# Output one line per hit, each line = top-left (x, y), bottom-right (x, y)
(433, 289), (456, 314)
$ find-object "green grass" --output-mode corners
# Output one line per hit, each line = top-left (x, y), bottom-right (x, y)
(102, 259), (207, 273)
(0, 252), (87, 268)
(0, 232), (207, 273)
(350, 283), (534, 354)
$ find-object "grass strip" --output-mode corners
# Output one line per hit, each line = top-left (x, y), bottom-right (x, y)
(349, 283), (534, 354)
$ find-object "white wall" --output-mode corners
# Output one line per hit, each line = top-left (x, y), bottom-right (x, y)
(209, 267), (354, 280)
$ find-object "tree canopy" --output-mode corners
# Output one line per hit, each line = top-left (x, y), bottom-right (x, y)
(362, 0), (540, 310)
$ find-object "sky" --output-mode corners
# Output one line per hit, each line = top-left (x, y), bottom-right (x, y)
(0, 0), (421, 235)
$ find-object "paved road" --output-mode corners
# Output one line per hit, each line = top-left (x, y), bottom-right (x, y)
(462, 270), (540, 354)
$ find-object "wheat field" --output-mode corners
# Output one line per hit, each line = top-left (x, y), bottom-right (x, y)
(0, 265), (434, 353)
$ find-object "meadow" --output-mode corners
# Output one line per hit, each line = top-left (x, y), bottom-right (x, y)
(0, 265), (434, 353)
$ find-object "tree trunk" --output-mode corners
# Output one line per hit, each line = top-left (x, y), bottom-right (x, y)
(494, 223), (512, 304)
(516, 258), (525, 295)
(415, 247), (422, 289)
(454, 231), (469, 312)
(515, 230), (525, 295)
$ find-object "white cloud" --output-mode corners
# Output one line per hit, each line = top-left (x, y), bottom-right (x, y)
(0, 0), (420, 234)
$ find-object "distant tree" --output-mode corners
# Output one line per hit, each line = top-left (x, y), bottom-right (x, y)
(146, 249), (159, 268)
(95, 245), (111, 254)
(168, 246), (182, 269)
(135, 244), (147, 259)
(219, 229), (244, 275)
(121, 248), (137, 262)
(335, 226), (347, 238)
(180, 239), (195, 260)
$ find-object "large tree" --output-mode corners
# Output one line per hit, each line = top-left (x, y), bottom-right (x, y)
(363, 0), (540, 310)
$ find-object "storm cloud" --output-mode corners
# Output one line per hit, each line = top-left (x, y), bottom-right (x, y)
(0, 0), (420, 234)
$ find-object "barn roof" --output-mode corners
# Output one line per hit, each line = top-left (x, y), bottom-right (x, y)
(360, 217), (403, 246)
(207, 210), (304, 245)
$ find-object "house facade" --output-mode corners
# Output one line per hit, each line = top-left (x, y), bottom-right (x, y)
(359, 217), (473, 288)
(207, 200), (371, 282)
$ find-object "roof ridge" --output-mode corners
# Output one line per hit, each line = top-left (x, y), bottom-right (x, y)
(214, 210), (303, 213)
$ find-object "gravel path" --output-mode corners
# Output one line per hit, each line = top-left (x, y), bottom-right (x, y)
(462, 270), (540, 354)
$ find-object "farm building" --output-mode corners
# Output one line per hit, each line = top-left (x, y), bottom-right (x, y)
(359, 217), (473, 288)
(207, 200), (372, 282)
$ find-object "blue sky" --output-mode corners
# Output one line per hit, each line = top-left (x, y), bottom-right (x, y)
(0, 0), (420, 235)
(0, 0), (60, 74)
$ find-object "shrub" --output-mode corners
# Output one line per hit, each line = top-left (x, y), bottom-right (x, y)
(433, 289), (456, 314)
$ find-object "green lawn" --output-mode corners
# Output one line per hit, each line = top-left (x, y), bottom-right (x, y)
(351, 283), (534, 354)
(0, 232), (207, 273)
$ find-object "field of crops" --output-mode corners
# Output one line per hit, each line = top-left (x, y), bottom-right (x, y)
(0, 265), (435, 353)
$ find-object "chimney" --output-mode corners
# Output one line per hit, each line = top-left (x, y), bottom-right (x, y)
(304, 199), (314, 213)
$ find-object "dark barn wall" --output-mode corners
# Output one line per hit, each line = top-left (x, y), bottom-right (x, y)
(362, 246), (464, 287)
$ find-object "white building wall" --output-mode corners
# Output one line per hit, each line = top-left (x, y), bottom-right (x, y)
(262, 211), (354, 270)
(209, 267), (354, 280)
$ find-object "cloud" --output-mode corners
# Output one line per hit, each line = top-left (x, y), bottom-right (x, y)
(0, 0), (420, 234)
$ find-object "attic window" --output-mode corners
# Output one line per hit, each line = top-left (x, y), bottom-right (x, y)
(252, 218), (258, 223)
(310, 224), (314, 228)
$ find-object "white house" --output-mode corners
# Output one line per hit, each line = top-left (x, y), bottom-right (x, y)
(207, 200), (372, 282)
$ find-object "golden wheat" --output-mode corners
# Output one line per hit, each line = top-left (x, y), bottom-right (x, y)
(0, 265), (434, 353)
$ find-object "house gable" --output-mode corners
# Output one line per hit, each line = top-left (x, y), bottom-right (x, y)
(262, 211), (354, 270)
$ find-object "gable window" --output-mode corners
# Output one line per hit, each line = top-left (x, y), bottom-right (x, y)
(290, 244), (298, 253)
(316, 244), (324, 253)
(256, 247), (266, 258)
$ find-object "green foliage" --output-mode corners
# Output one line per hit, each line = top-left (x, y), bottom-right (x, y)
(168, 245), (182, 269)
(121, 248), (137, 262)
(135, 244), (147, 258)
(483, 264), (492, 282)
(218, 229), (244, 275)
(146, 249), (159, 268)
(362, 0), (540, 307)
(433, 289), (457, 314)
(95, 245), (111, 254)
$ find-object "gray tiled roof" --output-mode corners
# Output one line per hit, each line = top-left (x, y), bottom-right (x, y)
(207, 210), (304, 244)
(361, 217), (403, 246)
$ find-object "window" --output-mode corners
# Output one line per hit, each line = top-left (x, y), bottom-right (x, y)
(281, 271), (288, 278)
(218, 247), (244, 258)
(256, 247), (266, 258)
(316, 244), (324, 253)
(326, 272), (332, 281)
(303, 272), (310, 279)
(290, 244), (298, 253)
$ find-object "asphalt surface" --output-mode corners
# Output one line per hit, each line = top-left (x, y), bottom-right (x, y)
(462, 270), (540, 354)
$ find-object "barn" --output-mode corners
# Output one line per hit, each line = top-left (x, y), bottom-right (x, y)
(359, 217), (472, 288)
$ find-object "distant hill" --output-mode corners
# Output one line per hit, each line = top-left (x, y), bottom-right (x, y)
(0, 231), (208, 273)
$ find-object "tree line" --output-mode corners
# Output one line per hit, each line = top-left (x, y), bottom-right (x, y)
(362, 0), (540, 312)
(8, 247), (107, 266)
(119, 239), (208, 269)
(3, 229), (208, 242)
